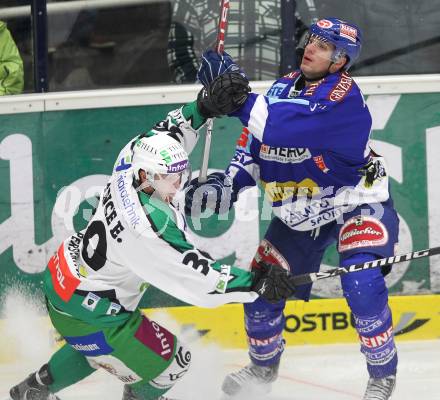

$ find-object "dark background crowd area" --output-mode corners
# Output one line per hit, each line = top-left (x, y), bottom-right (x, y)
(0, 0), (439, 94)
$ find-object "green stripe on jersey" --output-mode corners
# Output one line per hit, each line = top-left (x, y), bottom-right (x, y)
(181, 101), (206, 130)
(138, 191), (254, 293)
(138, 191), (193, 253)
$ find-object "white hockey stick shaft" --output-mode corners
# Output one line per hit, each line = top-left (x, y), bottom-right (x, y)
(291, 246), (440, 287)
(198, 0), (230, 183)
(199, 119), (213, 182)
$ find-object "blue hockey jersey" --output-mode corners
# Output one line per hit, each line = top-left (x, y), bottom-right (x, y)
(227, 70), (390, 231)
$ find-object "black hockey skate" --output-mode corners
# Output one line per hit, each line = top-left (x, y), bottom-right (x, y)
(122, 385), (178, 400)
(9, 364), (60, 400)
(221, 361), (279, 396)
(363, 375), (396, 400)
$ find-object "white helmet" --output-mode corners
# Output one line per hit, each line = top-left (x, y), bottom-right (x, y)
(132, 134), (190, 201)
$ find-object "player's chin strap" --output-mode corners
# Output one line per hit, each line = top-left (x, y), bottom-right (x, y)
(292, 246), (440, 286)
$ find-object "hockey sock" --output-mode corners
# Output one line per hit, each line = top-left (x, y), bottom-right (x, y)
(244, 297), (286, 366)
(341, 253), (397, 378)
(47, 343), (96, 393)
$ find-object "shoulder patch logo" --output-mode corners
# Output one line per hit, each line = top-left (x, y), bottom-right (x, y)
(328, 72), (353, 102)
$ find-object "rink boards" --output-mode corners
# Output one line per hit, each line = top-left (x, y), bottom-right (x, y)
(145, 294), (440, 348)
(0, 294), (439, 363)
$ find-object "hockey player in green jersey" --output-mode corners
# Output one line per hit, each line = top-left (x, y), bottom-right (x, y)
(8, 75), (296, 400)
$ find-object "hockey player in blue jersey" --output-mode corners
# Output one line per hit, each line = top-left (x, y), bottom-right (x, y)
(187, 18), (399, 400)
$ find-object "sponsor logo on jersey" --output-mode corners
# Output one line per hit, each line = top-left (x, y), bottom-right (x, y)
(167, 159), (188, 173)
(267, 83), (287, 98)
(115, 155), (132, 172)
(340, 24), (357, 43)
(135, 316), (175, 360)
(259, 145), (311, 164)
(66, 232), (84, 269)
(317, 19), (333, 29)
(261, 179), (319, 202)
(328, 72), (353, 102)
(237, 127), (251, 148)
(338, 216), (388, 252)
(48, 244), (81, 302)
(215, 265), (232, 293)
(65, 331), (114, 356)
(287, 87), (302, 98)
(313, 155), (330, 173)
(308, 207), (345, 228)
(116, 174), (141, 229)
(279, 196), (349, 229)
(81, 292), (101, 311)
(106, 302), (122, 315)
(359, 326), (394, 348)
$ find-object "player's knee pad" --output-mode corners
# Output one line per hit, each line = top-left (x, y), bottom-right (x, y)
(340, 253), (388, 316)
(244, 297), (286, 366)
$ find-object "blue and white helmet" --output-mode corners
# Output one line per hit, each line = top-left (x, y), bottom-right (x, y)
(309, 17), (362, 70)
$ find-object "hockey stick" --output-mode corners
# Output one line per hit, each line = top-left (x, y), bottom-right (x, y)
(291, 246), (440, 287)
(198, 0), (231, 183)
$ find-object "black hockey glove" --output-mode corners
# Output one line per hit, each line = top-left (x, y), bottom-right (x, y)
(197, 72), (251, 118)
(251, 262), (296, 304)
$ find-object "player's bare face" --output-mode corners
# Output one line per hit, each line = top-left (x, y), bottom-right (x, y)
(300, 36), (336, 80)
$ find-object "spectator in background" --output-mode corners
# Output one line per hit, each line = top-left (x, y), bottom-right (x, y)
(0, 20), (24, 95)
(168, 0), (308, 83)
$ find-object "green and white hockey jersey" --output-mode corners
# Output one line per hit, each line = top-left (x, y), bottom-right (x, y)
(44, 102), (258, 327)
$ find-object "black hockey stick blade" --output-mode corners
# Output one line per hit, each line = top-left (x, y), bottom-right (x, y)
(292, 246), (440, 287)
